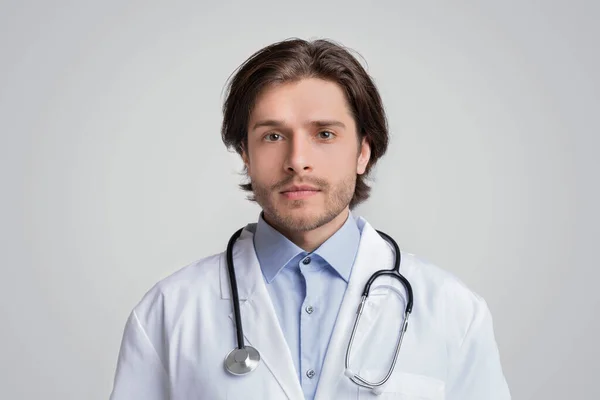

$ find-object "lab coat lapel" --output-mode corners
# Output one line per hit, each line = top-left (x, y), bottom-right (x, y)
(314, 219), (396, 400)
(220, 228), (305, 400)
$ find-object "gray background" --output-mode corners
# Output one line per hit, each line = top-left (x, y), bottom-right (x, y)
(1, 1), (598, 399)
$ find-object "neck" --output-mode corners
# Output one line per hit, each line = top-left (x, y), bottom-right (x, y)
(264, 208), (350, 252)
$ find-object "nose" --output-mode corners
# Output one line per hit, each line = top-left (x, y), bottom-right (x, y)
(283, 134), (313, 174)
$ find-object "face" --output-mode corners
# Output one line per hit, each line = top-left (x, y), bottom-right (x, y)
(242, 78), (371, 233)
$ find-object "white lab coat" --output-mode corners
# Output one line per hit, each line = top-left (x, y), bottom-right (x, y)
(110, 217), (511, 399)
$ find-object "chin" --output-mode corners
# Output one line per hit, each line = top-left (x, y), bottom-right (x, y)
(282, 208), (339, 231)
(280, 206), (319, 219)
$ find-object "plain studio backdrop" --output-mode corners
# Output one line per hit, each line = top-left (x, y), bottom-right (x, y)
(1, 1), (598, 399)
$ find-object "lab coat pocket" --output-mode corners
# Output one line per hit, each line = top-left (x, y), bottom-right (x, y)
(357, 371), (445, 400)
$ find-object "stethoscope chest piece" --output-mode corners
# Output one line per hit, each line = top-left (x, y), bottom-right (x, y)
(225, 346), (261, 375)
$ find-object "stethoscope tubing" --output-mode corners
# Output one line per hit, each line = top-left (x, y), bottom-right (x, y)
(226, 227), (246, 350)
(224, 225), (414, 387)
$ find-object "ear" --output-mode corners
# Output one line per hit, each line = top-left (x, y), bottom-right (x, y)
(241, 146), (250, 172)
(356, 137), (371, 175)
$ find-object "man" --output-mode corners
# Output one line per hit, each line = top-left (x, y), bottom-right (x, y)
(110, 38), (511, 399)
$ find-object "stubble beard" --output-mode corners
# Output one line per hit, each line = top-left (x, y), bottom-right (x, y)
(252, 174), (356, 233)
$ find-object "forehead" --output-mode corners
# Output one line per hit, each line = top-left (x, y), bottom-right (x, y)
(249, 78), (354, 125)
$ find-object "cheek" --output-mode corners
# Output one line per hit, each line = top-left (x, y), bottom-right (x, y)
(325, 146), (360, 171)
(248, 150), (281, 179)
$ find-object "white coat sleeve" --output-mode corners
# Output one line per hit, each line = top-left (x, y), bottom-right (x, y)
(445, 294), (511, 399)
(109, 310), (169, 400)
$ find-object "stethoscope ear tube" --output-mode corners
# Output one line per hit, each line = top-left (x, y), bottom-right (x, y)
(371, 230), (414, 314)
(344, 230), (414, 389)
(362, 269), (413, 314)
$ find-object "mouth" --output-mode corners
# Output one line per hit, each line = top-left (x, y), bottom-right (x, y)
(280, 185), (321, 200)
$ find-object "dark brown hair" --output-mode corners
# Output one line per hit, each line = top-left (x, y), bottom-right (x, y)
(221, 38), (389, 209)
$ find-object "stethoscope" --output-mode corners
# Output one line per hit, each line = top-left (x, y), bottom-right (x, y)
(223, 227), (414, 392)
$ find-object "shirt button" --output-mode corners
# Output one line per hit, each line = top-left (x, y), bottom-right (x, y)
(306, 369), (316, 379)
(305, 305), (314, 314)
(302, 256), (311, 265)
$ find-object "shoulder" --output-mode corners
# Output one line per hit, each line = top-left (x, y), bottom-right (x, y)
(400, 251), (482, 300)
(362, 218), (485, 313)
(132, 251), (225, 318)
(399, 251), (490, 338)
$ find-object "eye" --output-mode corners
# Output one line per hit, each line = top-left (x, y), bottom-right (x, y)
(264, 133), (283, 142)
(317, 130), (335, 140)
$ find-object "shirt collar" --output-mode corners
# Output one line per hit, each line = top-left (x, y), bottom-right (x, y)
(253, 211), (361, 283)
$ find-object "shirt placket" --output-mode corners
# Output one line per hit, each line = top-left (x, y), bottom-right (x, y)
(299, 254), (321, 399)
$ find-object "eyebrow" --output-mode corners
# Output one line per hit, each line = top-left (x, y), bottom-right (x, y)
(251, 119), (346, 131)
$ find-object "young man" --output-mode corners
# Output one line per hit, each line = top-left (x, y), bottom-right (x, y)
(110, 38), (511, 399)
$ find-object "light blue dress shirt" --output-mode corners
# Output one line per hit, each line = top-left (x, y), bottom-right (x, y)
(253, 211), (362, 400)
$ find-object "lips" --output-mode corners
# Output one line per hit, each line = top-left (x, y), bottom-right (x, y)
(280, 185), (320, 193)
(280, 184), (320, 200)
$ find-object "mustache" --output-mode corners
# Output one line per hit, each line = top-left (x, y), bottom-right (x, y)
(271, 176), (329, 191)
